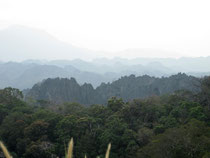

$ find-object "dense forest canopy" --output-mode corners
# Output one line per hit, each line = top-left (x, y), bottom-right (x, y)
(0, 75), (210, 158)
(25, 73), (200, 105)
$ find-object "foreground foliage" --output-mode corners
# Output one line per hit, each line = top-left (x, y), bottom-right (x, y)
(0, 77), (210, 158)
(0, 138), (111, 158)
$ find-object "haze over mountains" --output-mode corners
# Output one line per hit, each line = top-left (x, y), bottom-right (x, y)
(0, 25), (198, 61)
(0, 25), (95, 61)
(0, 25), (186, 61)
(1, 56), (210, 90)
(0, 26), (210, 90)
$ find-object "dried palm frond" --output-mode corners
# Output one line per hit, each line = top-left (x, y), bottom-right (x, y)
(105, 143), (111, 158)
(0, 141), (12, 158)
(66, 138), (73, 158)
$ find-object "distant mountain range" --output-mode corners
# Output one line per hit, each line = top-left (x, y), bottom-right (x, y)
(0, 62), (111, 89)
(0, 25), (210, 90)
(0, 25), (94, 61)
(25, 73), (200, 105)
(0, 57), (210, 90)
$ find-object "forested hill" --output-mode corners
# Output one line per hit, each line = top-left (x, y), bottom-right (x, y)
(1, 76), (210, 158)
(25, 73), (200, 105)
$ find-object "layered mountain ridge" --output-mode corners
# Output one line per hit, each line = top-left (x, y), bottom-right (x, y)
(25, 73), (200, 105)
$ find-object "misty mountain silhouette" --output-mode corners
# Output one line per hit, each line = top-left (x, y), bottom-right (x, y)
(0, 25), (93, 61)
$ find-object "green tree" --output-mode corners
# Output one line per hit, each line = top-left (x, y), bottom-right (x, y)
(107, 97), (124, 112)
(138, 119), (210, 158)
(24, 120), (49, 141)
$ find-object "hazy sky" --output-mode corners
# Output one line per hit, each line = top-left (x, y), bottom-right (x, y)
(1, 0), (210, 58)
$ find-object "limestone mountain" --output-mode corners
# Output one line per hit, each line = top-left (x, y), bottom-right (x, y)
(25, 73), (200, 105)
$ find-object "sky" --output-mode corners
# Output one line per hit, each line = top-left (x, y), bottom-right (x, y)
(0, 0), (210, 59)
